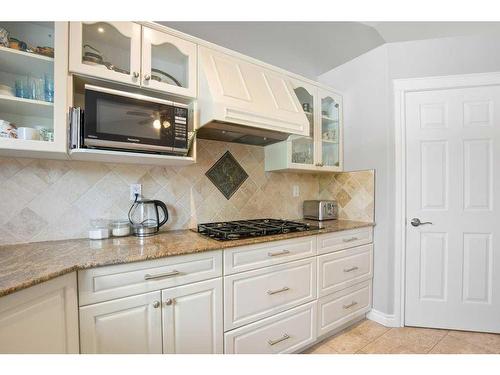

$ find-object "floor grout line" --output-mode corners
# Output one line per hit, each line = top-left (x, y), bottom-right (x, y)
(425, 330), (450, 354)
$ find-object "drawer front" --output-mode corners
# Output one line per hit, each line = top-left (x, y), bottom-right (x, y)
(318, 244), (373, 297)
(223, 236), (317, 275)
(225, 301), (317, 354)
(78, 250), (222, 306)
(224, 258), (317, 330)
(317, 280), (371, 337)
(317, 227), (373, 255)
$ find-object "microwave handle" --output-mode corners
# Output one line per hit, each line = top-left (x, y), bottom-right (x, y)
(154, 200), (169, 228)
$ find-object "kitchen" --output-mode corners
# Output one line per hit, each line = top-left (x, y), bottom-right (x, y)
(1, 3), (500, 371)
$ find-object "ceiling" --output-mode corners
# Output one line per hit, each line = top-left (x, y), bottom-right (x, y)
(159, 22), (500, 78)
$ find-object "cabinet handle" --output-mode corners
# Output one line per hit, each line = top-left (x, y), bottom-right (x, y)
(144, 74), (151, 81)
(164, 298), (174, 306)
(343, 237), (359, 243)
(268, 333), (290, 346)
(343, 301), (358, 309)
(153, 301), (160, 308)
(144, 270), (181, 280)
(133, 71), (139, 78)
(267, 286), (290, 295)
(343, 266), (359, 273)
(268, 250), (290, 257)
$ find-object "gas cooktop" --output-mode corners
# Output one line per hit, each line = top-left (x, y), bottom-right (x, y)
(197, 218), (318, 241)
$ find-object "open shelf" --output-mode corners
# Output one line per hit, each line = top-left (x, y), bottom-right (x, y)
(0, 94), (53, 117)
(69, 148), (196, 166)
(0, 46), (54, 77)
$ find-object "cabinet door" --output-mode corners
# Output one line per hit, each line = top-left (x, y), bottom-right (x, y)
(79, 291), (162, 354)
(0, 273), (79, 354)
(69, 22), (141, 86)
(287, 80), (319, 171)
(141, 27), (197, 98)
(318, 89), (343, 171)
(162, 278), (223, 354)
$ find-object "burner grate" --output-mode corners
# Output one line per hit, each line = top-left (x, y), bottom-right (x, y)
(197, 218), (316, 241)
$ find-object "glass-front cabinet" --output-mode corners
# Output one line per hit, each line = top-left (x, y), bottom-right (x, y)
(264, 79), (343, 172)
(0, 22), (68, 156)
(141, 26), (197, 98)
(69, 22), (197, 98)
(69, 22), (141, 86)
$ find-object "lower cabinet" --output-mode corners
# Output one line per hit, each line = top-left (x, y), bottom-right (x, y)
(0, 272), (79, 354)
(225, 301), (317, 354)
(79, 278), (223, 354)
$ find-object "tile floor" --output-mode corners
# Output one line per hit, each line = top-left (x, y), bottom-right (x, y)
(303, 319), (500, 354)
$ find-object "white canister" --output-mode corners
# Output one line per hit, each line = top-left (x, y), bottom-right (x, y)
(111, 220), (131, 237)
(17, 127), (40, 141)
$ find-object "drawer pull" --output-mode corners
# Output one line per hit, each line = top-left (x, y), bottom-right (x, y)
(268, 250), (291, 257)
(343, 266), (359, 273)
(267, 333), (290, 346)
(343, 301), (358, 309)
(343, 237), (359, 243)
(144, 270), (181, 280)
(267, 286), (290, 295)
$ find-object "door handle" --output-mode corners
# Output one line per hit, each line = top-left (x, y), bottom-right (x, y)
(410, 218), (433, 227)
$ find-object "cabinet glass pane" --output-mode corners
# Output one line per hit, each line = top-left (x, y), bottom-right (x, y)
(291, 86), (314, 165)
(151, 43), (188, 89)
(0, 22), (55, 142)
(82, 22), (131, 77)
(321, 96), (340, 167)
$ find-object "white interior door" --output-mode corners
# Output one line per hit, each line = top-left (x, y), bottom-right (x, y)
(405, 85), (500, 333)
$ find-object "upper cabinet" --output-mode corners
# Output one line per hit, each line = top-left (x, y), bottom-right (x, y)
(0, 22), (68, 158)
(264, 80), (343, 172)
(141, 26), (197, 98)
(69, 22), (197, 98)
(69, 22), (141, 86)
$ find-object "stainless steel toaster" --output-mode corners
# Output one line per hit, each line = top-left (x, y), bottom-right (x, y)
(303, 200), (338, 221)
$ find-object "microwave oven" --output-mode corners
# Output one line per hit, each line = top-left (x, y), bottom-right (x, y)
(78, 85), (189, 155)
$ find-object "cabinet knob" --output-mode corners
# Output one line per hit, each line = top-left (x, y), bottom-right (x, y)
(153, 301), (160, 308)
(144, 74), (151, 81)
(164, 298), (173, 306)
(133, 71), (139, 78)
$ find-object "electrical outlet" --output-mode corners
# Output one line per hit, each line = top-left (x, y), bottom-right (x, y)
(130, 184), (142, 200)
(292, 185), (300, 197)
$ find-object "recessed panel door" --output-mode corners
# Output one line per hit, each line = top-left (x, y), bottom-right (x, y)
(405, 86), (500, 333)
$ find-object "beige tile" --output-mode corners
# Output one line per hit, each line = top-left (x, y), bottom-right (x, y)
(447, 330), (500, 354)
(323, 330), (371, 354)
(303, 343), (339, 354)
(429, 334), (494, 354)
(350, 319), (390, 341)
(362, 327), (447, 354)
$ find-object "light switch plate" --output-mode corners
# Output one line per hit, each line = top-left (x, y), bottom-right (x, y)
(293, 185), (300, 197)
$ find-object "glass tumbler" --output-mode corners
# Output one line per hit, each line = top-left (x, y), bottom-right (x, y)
(44, 74), (54, 103)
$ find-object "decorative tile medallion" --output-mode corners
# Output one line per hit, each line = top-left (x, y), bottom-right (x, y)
(205, 151), (249, 200)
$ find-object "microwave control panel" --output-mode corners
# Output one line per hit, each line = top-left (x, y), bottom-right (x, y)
(173, 106), (188, 150)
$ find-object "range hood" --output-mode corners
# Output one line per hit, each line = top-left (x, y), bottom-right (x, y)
(197, 46), (310, 146)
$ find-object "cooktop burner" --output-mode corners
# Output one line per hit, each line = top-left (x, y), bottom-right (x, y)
(197, 218), (318, 241)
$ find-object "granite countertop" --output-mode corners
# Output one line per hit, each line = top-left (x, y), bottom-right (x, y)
(0, 220), (374, 298)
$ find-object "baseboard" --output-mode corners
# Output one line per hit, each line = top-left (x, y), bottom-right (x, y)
(366, 309), (399, 327)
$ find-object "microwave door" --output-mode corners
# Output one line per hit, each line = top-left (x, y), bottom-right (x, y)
(84, 88), (176, 152)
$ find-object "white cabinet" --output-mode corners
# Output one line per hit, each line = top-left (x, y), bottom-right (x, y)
(79, 291), (162, 354)
(69, 22), (197, 98)
(69, 22), (142, 86)
(162, 278), (223, 354)
(198, 46), (309, 136)
(0, 272), (79, 354)
(141, 26), (197, 98)
(264, 79), (344, 172)
(0, 22), (68, 159)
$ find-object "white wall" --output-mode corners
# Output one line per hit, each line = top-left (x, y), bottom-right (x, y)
(318, 32), (500, 316)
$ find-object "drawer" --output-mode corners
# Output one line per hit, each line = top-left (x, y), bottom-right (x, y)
(317, 280), (371, 337)
(317, 227), (373, 255)
(225, 301), (317, 354)
(224, 258), (316, 330)
(223, 236), (317, 275)
(78, 250), (222, 306)
(318, 244), (373, 297)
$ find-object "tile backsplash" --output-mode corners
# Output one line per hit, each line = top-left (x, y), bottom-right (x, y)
(0, 140), (375, 245)
(319, 170), (375, 222)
